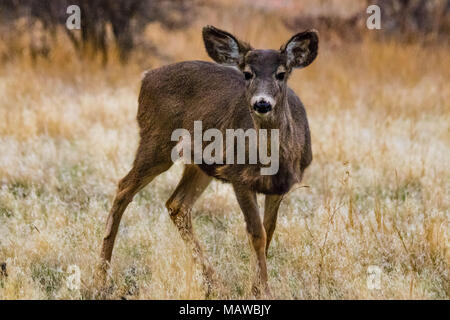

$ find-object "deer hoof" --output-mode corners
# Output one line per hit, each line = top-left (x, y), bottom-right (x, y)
(252, 283), (273, 299)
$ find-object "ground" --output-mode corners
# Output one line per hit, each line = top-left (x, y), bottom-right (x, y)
(0, 9), (449, 299)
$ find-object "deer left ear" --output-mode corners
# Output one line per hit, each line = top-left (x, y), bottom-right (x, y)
(281, 30), (318, 70)
(202, 25), (252, 66)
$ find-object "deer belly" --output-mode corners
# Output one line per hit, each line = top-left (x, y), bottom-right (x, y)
(197, 163), (297, 195)
(253, 166), (297, 195)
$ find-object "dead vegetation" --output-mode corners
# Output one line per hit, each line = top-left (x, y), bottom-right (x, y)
(0, 0), (448, 299)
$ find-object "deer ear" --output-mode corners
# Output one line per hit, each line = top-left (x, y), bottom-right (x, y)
(202, 25), (252, 66)
(281, 30), (318, 70)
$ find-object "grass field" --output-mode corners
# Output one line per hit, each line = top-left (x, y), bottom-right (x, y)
(0, 4), (449, 299)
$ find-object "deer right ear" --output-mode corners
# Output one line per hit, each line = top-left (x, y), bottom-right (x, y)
(281, 30), (319, 70)
(202, 25), (251, 66)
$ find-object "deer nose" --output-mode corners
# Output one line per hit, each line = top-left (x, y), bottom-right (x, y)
(253, 100), (272, 114)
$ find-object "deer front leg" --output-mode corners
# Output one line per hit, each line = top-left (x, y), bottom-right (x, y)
(232, 184), (271, 298)
(263, 195), (283, 255)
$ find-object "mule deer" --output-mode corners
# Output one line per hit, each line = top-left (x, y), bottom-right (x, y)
(99, 25), (318, 297)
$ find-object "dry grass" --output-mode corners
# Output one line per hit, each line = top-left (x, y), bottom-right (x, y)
(0, 3), (449, 299)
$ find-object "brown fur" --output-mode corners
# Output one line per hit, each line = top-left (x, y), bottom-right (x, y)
(99, 26), (318, 298)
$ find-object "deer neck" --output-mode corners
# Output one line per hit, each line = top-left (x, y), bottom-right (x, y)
(251, 94), (293, 164)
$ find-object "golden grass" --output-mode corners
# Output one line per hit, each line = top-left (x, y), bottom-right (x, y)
(0, 4), (449, 299)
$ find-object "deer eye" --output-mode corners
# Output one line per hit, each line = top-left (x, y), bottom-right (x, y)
(244, 71), (253, 80)
(276, 72), (286, 81)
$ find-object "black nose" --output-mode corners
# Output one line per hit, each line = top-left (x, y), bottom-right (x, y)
(253, 100), (272, 114)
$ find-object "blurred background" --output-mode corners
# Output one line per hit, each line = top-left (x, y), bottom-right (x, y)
(0, 0), (448, 65)
(0, 0), (448, 300)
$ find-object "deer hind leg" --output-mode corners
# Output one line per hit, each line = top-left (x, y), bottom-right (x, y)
(98, 142), (172, 284)
(165, 165), (214, 290)
(232, 184), (271, 298)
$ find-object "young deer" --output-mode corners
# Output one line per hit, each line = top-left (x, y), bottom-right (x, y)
(99, 26), (318, 297)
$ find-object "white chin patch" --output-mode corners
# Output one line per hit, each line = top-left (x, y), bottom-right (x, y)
(254, 110), (270, 117)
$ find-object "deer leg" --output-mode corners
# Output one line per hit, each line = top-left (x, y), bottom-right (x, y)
(165, 165), (214, 291)
(232, 184), (271, 298)
(263, 195), (283, 256)
(98, 160), (171, 284)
